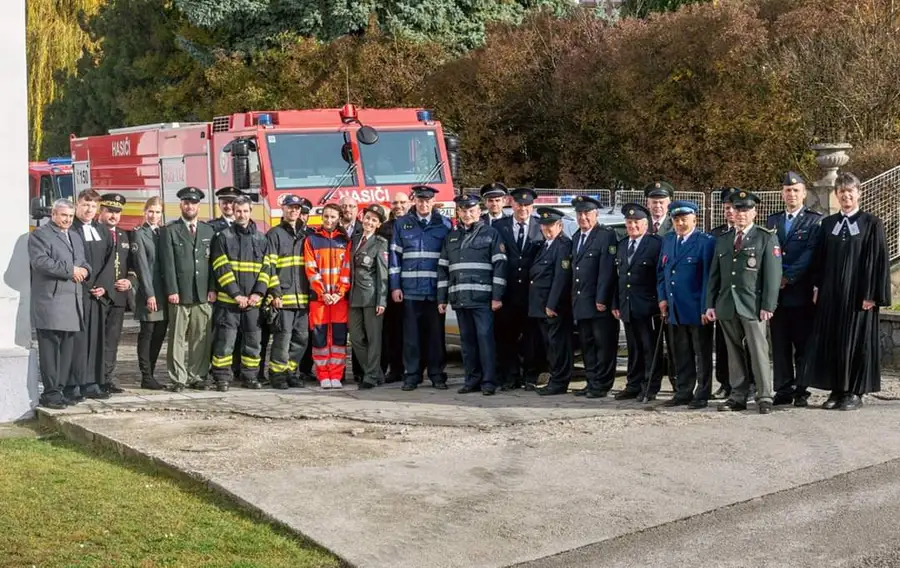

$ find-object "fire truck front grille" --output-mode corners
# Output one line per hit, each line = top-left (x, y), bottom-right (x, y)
(212, 116), (231, 133)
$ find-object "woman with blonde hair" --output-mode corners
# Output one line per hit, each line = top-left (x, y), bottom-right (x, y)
(132, 197), (167, 389)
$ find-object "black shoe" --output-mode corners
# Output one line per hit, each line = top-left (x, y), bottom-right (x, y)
(216, 382), (229, 393)
(482, 387), (496, 396)
(40, 398), (67, 410)
(536, 386), (568, 396)
(572, 388), (588, 397)
(82, 386), (110, 400)
(585, 390), (608, 399)
(662, 398), (690, 407)
(772, 394), (794, 406)
(712, 386), (730, 399)
(523, 383), (537, 392)
(500, 383), (521, 391)
(718, 400), (747, 412)
(287, 377), (305, 388)
(167, 384), (185, 393)
(457, 385), (480, 394)
(614, 390), (641, 401)
(271, 380), (289, 390)
(793, 396), (809, 408)
(822, 391), (843, 410)
(432, 382), (449, 390)
(103, 383), (125, 394)
(384, 375), (402, 384)
(358, 381), (376, 390)
(188, 381), (210, 391)
(839, 394), (863, 411)
(242, 380), (262, 390)
(758, 401), (773, 414)
(688, 399), (708, 409)
(401, 383), (418, 392)
(141, 379), (166, 390)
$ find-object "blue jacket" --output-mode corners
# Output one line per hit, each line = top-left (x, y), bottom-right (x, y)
(766, 207), (822, 308)
(657, 230), (715, 326)
(389, 211), (452, 301)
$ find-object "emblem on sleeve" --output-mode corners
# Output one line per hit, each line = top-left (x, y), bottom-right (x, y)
(773, 246), (782, 257)
(499, 243), (506, 253)
(608, 245), (616, 254)
(561, 259), (571, 269)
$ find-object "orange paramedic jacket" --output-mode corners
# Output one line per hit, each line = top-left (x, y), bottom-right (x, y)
(303, 226), (351, 303)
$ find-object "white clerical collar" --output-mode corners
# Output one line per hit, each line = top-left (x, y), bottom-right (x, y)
(81, 223), (102, 242)
(842, 208), (860, 218)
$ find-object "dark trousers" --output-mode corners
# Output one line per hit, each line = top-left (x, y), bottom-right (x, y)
(138, 320), (168, 382)
(537, 315), (573, 389)
(652, 314), (676, 389)
(714, 321), (730, 389)
(268, 309), (309, 381)
(381, 299), (405, 380)
(70, 295), (106, 389)
(402, 299), (446, 386)
(771, 304), (812, 399)
(670, 323), (713, 401)
(624, 315), (660, 395)
(579, 315), (618, 394)
(211, 307), (262, 384)
(257, 322), (271, 381)
(457, 305), (496, 389)
(104, 305), (126, 384)
(37, 329), (74, 400)
(496, 304), (544, 386)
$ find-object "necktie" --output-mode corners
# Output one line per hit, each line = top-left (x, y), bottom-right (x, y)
(677, 236), (683, 249)
(516, 223), (525, 250)
(652, 221), (660, 234)
(189, 224), (196, 236)
(110, 228), (117, 245)
(419, 218), (427, 229)
(358, 235), (368, 251)
(578, 232), (586, 254)
(627, 239), (636, 263)
(785, 213), (795, 234)
(734, 230), (743, 252)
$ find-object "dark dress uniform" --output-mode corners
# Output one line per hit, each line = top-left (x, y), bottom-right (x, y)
(493, 204), (545, 389)
(101, 222), (134, 391)
(766, 200), (821, 405)
(350, 204), (390, 388)
(530, 208), (574, 395)
(210, 219), (270, 388)
(378, 216), (405, 382)
(132, 222), (167, 389)
(438, 196), (507, 394)
(644, 181), (676, 388)
(657, 202), (716, 407)
(70, 216), (114, 398)
(569, 196), (619, 398)
(612, 204), (662, 399)
(710, 221), (734, 395)
(265, 202), (311, 389)
(479, 181), (510, 229)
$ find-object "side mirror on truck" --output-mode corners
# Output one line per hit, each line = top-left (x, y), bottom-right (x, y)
(30, 197), (49, 221)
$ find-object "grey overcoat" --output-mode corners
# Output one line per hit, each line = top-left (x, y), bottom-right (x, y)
(132, 223), (167, 322)
(29, 221), (90, 332)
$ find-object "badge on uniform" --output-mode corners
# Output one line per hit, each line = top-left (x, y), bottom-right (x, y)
(362, 255), (373, 267)
(561, 259), (571, 269)
(608, 245), (616, 254)
(662, 254), (667, 265)
(404, 223), (414, 230)
(130, 242), (139, 252)
(499, 243), (506, 253)
(773, 246), (782, 257)
(747, 257), (757, 268)
(121, 242), (130, 250)
(205, 246), (210, 259)
(381, 251), (388, 263)
(450, 237), (459, 243)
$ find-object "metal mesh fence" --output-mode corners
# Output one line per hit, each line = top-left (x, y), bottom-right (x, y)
(708, 191), (784, 229)
(860, 165), (900, 261)
(614, 190), (710, 229)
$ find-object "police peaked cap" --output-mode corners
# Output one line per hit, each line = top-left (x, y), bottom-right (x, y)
(572, 195), (602, 212)
(510, 187), (538, 205)
(281, 194), (303, 207)
(536, 207), (566, 225)
(621, 203), (650, 220)
(728, 190), (760, 210)
(668, 200), (699, 217)
(782, 171), (805, 186)
(480, 182), (508, 199)
(643, 181), (675, 199)
(215, 186), (243, 199)
(363, 203), (387, 222)
(100, 193), (126, 212)
(454, 193), (481, 209)
(411, 185), (438, 199)
(718, 187), (739, 203)
(177, 186), (205, 201)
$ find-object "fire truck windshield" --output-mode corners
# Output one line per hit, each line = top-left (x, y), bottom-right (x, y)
(56, 173), (74, 201)
(358, 129), (444, 186)
(267, 132), (358, 189)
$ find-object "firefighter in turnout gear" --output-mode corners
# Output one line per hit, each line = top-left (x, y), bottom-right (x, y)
(98, 193), (134, 394)
(209, 195), (271, 390)
(438, 193), (507, 395)
(304, 203), (352, 389)
(265, 194), (310, 389)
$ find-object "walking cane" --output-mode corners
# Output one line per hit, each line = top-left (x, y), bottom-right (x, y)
(641, 314), (667, 404)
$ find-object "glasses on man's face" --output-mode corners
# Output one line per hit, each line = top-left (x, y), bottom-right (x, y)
(392, 201), (408, 205)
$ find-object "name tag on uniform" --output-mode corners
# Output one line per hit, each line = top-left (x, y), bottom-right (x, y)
(449, 237), (459, 242)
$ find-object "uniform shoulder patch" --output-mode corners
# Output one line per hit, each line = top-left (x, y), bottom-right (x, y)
(773, 245), (782, 257)
(499, 242), (506, 253)
(608, 245), (617, 254)
(561, 259), (571, 269)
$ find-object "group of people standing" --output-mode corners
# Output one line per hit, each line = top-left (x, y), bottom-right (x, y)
(29, 170), (890, 413)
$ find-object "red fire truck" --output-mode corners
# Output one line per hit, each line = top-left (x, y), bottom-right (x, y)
(28, 157), (74, 227)
(58, 105), (460, 230)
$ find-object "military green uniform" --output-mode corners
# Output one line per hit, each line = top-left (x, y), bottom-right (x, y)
(160, 217), (216, 386)
(707, 223), (782, 404)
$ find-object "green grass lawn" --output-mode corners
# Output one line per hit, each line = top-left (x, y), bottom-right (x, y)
(0, 436), (341, 568)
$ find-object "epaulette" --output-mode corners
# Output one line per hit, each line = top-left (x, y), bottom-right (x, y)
(758, 225), (776, 234)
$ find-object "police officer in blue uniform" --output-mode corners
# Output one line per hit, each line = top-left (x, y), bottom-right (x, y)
(480, 182), (510, 227)
(530, 208), (574, 396)
(612, 204), (663, 401)
(438, 193), (507, 395)
(657, 200), (716, 408)
(390, 185), (452, 391)
(568, 196), (619, 398)
(767, 172), (822, 407)
(493, 188), (547, 390)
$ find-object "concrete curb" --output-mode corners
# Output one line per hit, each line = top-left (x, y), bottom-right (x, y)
(37, 408), (355, 568)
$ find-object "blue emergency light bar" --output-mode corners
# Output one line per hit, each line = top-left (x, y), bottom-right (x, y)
(46, 157), (72, 165)
(416, 110), (432, 123)
(257, 113), (273, 127)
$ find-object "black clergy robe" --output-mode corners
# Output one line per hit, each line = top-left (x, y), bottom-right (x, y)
(69, 219), (114, 388)
(799, 210), (890, 395)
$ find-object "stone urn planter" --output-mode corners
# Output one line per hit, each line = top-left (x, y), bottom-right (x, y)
(810, 142), (853, 188)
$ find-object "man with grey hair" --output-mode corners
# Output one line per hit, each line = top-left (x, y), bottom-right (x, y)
(800, 172), (890, 410)
(29, 199), (91, 408)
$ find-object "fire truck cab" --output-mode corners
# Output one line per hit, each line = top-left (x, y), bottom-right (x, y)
(68, 106), (460, 230)
(29, 158), (74, 227)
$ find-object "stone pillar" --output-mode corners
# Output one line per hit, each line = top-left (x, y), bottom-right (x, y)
(808, 142), (852, 215)
(0, 1), (37, 422)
